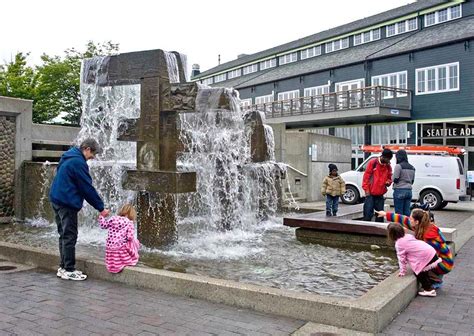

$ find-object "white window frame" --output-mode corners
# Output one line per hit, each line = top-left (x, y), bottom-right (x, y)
(260, 58), (276, 70)
(228, 68), (241, 79)
(214, 73), (226, 83)
(243, 64), (258, 75)
(415, 62), (460, 95)
(325, 37), (349, 53)
(278, 52), (297, 65)
(353, 28), (381, 46)
(255, 94), (274, 105)
(300, 46), (322, 60)
(386, 18), (418, 37)
(304, 84), (330, 97)
(371, 71), (408, 98)
(277, 89), (300, 101)
(240, 98), (252, 107)
(424, 4), (462, 27)
(202, 77), (214, 85)
(335, 78), (365, 92)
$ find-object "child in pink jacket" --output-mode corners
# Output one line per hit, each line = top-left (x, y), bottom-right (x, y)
(387, 223), (441, 297)
(98, 204), (140, 273)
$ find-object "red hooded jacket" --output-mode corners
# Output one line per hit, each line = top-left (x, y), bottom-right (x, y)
(362, 157), (392, 196)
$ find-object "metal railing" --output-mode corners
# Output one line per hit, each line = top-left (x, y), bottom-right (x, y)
(243, 86), (412, 119)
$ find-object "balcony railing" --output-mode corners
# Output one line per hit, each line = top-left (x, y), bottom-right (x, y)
(244, 86), (412, 119)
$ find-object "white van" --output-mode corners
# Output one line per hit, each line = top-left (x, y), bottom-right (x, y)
(340, 154), (466, 210)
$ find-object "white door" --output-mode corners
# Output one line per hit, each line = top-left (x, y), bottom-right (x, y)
(335, 79), (365, 108)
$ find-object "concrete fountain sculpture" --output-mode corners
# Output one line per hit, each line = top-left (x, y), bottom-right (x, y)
(81, 49), (282, 248)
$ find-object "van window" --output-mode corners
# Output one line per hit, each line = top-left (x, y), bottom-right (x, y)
(357, 157), (373, 172)
(457, 158), (464, 175)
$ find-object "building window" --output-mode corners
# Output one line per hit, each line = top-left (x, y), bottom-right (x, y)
(243, 64), (258, 75)
(202, 77), (214, 85)
(255, 94), (274, 105)
(353, 28), (381, 46)
(214, 73), (226, 83)
(277, 90), (300, 101)
(240, 98), (252, 107)
(416, 62), (459, 95)
(260, 58), (276, 70)
(424, 4), (462, 27)
(300, 46), (321, 60)
(372, 71), (408, 98)
(228, 69), (241, 79)
(325, 37), (349, 53)
(371, 124), (408, 145)
(386, 18), (418, 37)
(278, 52), (297, 65)
(304, 84), (330, 97)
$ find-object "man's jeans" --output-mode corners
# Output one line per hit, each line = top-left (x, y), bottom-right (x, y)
(326, 195), (339, 216)
(393, 188), (412, 216)
(52, 203), (79, 272)
(363, 195), (385, 222)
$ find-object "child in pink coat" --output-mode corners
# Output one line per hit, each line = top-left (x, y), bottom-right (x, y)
(387, 223), (441, 297)
(98, 204), (140, 273)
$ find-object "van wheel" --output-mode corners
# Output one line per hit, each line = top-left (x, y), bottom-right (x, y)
(342, 185), (360, 205)
(439, 201), (449, 209)
(420, 190), (443, 210)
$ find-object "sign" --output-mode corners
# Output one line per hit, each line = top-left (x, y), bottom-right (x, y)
(423, 125), (474, 138)
(468, 171), (474, 183)
(390, 109), (400, 115)
(311, 144), (318, 162)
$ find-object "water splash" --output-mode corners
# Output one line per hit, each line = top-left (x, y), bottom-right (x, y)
(164, 51), (180, 83)
(25, 161), (54, 228)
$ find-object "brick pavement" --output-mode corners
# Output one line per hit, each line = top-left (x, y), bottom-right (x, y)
(380, 237), (474, 335)
(0, 269), (305, 336)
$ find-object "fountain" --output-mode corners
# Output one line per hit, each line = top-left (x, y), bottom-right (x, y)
(80, 49), (283, 248)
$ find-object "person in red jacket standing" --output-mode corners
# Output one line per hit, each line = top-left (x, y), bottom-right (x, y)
(362, 148), (393, 222)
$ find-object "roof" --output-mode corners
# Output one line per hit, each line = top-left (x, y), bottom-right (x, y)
(209, 15), (474, 89)
(194, 0), (448, 79)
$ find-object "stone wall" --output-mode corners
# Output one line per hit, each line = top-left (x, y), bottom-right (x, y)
(0, 116), (16, 220)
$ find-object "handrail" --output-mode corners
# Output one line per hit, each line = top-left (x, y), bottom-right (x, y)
(283, 164), (308, 177)
(243, 86), (412, 118)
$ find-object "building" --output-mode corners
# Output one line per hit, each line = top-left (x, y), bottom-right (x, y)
(192, 0), (474, 171)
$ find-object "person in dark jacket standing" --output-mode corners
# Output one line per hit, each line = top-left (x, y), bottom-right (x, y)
(49, 138), (109, 281)
(393, 149), (415, 216)
(362, 148), (393, 222)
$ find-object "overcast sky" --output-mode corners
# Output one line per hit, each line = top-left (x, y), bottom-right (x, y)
(1, 0), (416, 73)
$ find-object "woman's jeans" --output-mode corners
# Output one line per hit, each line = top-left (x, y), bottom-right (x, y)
(393, 188), (412, 216)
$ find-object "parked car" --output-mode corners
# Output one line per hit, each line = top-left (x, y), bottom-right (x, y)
(341, 154), (466, 210)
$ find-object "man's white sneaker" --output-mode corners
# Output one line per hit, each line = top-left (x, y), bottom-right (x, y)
(61, 270), (87, 281)
(56, 268), (65, 277)
(418, 289), (436, 297)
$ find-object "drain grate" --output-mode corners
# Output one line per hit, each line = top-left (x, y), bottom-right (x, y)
(0, 266), (17, 271)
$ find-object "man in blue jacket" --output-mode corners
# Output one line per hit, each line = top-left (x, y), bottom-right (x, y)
(49, 138), (109, 281)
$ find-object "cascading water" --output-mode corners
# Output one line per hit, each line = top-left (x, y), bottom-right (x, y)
(25, 161), (53, 227)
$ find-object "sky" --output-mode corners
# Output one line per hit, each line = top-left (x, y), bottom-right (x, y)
(1, 0), (416, 74)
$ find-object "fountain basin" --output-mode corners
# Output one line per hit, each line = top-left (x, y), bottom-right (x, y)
(0, 240), (417, 333)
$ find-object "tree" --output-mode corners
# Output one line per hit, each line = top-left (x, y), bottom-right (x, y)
(0, 41), (119, 124)
(35, 41), (119, 124)
(0, 52), (37, 102)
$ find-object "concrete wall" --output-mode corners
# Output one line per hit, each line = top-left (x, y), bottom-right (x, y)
(32, 124), (79, 145)
(272, 124), (351, 202)
(0, 97), (33, 223)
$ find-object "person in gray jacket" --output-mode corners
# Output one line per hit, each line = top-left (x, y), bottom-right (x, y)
(392, 149), (415, 216)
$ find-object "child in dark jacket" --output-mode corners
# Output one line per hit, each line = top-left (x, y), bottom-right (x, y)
(321, 164), (346, 216)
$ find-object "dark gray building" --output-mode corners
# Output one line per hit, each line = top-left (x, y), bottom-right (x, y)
(192, 0), (474, 170)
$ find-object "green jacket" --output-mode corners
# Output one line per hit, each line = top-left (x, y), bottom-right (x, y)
(321, 175), (346, 196)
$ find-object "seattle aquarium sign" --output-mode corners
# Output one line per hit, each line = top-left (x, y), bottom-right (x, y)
(424, 125), (474, 138)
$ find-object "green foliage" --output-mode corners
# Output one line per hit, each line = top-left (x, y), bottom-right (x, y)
(0, 41), (119, 124)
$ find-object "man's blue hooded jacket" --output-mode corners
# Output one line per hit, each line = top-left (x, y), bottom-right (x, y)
(49, 147), (104, 211)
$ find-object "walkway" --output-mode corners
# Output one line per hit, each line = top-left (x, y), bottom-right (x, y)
(0, 269), (304, 336)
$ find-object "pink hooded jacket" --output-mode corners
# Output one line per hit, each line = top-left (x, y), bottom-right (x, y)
(395, 234), (439, 275)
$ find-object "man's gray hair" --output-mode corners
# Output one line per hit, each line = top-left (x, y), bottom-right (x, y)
(79, 138), (100, 153)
